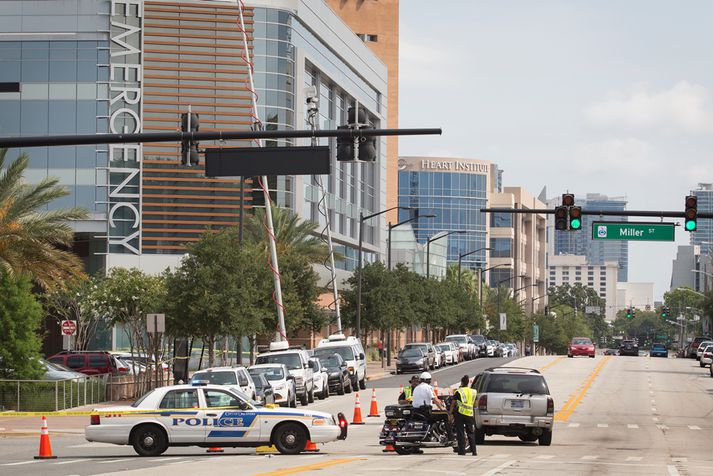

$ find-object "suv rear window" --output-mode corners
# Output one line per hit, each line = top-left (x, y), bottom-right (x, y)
(314, 346), (355, 362)
(484, 374), (549, 395)
(67, 355), (85, 369)
(256, 353), (302, 370)
(193, 371), (238, 385)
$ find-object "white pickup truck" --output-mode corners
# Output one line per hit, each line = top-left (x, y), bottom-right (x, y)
(255, 342), (315, 406)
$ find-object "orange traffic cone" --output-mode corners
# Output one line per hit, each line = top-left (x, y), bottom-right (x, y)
(433, 380), (439, 396)
(351, 392), (365, 424)
(399, 383), (404, 395)
(383, 444), (396, 453)
(368, 388), (380, 417)
(304, 440), (319, 452)
(34, 416), (57, 459)
(206, 447), (224, 453)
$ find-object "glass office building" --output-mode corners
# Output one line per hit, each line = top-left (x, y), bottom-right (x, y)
(397, 156), (496, 271)
(0, 0), (388, 274)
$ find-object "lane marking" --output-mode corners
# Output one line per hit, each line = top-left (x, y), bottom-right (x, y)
(2, 461), (38, 466)
(54, 459), (90, 465)
(689, 425), (701, 430)
(626, 457), (643, 462)
(252, 458), (365, 476)
(581, 455), (598, 460)
(568, 423), (580, 428)
(538, 356), (566, 372)
(668, 465), (681, 476)
(554, 356), (611, 422)
(98, 459), (126, 464)
(536, 455), (555, 459)
(479, 460), (516, 476)
(627, 424), (639, 429)
(597, 423), (608, 428)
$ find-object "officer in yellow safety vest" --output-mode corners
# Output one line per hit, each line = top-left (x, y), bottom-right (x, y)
(398, 375), (420, 404)
(449, 375), (477, 456)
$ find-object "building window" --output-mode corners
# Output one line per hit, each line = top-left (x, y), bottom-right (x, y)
(489, 237), (513, 258)
(490, 213), (513, 228)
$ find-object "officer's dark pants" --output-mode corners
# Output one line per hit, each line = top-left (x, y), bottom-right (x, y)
(454, 413), (477, 455)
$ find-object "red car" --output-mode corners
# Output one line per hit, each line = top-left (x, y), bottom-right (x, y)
(568, 337), (596, 358)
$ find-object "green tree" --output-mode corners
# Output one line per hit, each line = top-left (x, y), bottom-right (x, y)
(0, 271), (44, 379)
(0, 149), (88, 288)
(341, 262), (403, 337)
(548, 283), (605, 313)
(612, 309), (676, 347)
(165, 229), (271, 367)
(43, 276), (100, 350)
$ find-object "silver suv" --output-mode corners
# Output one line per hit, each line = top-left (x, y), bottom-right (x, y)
(471, 367), (554, 446)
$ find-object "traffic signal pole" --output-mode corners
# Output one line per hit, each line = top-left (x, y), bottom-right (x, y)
(0, 128), (441, 149)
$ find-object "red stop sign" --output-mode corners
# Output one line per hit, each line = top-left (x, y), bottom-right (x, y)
(61, 320), (77, 336)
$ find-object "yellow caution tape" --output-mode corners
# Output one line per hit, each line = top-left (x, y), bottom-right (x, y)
(0, 406), (244, 417)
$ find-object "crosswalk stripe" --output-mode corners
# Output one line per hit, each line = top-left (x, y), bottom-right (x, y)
(688, 425), (701, 430)
(568, 423), (580, 428)
(627, 424), (639, 429)
(597, 423), (608, 428)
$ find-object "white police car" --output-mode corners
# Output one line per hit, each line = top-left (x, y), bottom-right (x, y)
(85, 381), (348, 456)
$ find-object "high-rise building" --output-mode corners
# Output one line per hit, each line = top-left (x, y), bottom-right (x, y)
(0, 0), (389, 275)
(397, 156), (496, 273)
(547, 193), (628, 282)
(690, 183), (713, 249)
(671, 245), (713, 293)
(325, 0), (399, 224)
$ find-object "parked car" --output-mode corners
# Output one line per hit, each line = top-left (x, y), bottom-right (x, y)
(309, 357), (330, 400)
(619, 339), (639, 356)
(319, 353), (352, 395)
(700, 345), (713, 367)
(485, 340), (497, 357)
(696, 340), (713, 361)
(471, 367), (554, 446)
(395, 348), (427, 374)
(433, 345), (445, 368)
(649, 343), (668, 358)
(47, 351), (119, 376)
(85, 381), (347, 456)
(402, 343), (437, 370)
(250, 372), (275, 405)
(445, 334), (474, 360)
(505, 343), (519, 357)
(255, 342), (314, 406)
(191, 366), (257, 400)
(435, 342), (458, 365)
(688, 336), (713, 359)
(470, 335), (487, 358)
(248, 363), (297, 408)
(314, 334), (367, 391)
(41, 359), (86, 380)
(568, 337), (596, 358)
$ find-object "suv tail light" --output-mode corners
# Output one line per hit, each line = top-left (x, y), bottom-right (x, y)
(90, 414), (101, 425)
(337, 412), (348, 440)
(546, 397), (554, 415)
(478, 394), (487, 412)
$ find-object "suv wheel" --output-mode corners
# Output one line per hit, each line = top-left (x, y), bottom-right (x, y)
(300, 391), (309, 406)
(538, 429), (552, 446)
(308, 387), (315, 403)
(359, 377), (366, 390)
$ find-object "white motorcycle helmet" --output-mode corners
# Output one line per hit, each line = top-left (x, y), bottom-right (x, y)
(419, 371), (432, 384)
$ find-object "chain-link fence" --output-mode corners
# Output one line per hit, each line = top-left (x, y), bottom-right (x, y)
(0, 376), (108, 412)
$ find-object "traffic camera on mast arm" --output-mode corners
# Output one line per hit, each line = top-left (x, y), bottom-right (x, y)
(554, 193), (582, 231)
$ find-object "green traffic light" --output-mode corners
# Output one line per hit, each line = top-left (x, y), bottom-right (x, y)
(570, 218), (581, 230)
(685, 220), (697, 231)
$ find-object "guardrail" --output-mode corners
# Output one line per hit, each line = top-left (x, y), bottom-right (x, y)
(0, 376), (107, 412)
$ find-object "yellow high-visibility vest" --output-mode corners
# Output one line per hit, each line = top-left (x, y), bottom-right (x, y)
(456, 387), (476, 416)
(403, 386), (413, 399)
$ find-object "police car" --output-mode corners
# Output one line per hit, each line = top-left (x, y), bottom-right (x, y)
(85, 381), (348, 456)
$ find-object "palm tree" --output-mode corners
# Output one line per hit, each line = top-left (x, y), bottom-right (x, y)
(244, 204), (331, 263)
(0, 148), (88, 288)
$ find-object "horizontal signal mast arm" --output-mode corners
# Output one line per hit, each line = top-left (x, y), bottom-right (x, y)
(0, 128), (442, 149)
(480, 208), (713, 219)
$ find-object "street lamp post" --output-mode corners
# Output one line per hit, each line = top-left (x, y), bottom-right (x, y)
(458, 247), (492, 285)
(691, 269), (713, 292)
(497, 277), (529, 314)
(478, 264), (512, 309)
(426, 230), (466, 279)
(386, 213), (436, 366)
(356, 206), (414, 340)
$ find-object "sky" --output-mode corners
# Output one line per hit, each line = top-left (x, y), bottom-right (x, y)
(398, 0), (713, 300)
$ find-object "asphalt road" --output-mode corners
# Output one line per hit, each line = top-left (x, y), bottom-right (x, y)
(2, 354), (712, 475)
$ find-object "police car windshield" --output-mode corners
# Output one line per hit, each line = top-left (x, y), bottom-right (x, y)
(314, 347), (355, 362)
(255, 354), (301, 370)
(191, 371), (237, 386)
(250, 367), (285, 381)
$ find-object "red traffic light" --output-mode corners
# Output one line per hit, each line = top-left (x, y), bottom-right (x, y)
(562, 193), (575, 207)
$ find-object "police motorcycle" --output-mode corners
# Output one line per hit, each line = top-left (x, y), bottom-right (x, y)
(379, 395), (457, 455)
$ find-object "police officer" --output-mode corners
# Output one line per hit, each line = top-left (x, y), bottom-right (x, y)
(449, 375), (477, 456)
(398, 375), (419, 404)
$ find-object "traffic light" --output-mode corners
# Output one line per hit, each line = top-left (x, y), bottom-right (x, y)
(625, 307), (634, 319)
(337, 107), (377, 162)
(684, 195), (697, 232)
(555, 206), (568, 231)
(336, 125), (355, 161)
(544, 305), (550, 316)
(358, 125), (377, 161)
(569, 206), (582, 230)
(661, 306), (669, 318)
(180, 112), (200, 166)
(562, 193), (575, 207)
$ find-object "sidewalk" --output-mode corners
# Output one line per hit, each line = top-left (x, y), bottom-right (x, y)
(366, 359), (396, 381)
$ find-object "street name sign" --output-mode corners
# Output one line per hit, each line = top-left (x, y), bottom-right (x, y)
(592, 222), (675, 242)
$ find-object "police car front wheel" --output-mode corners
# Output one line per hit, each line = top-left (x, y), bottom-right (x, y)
(273, 422), (308, 455)
(131, 424), (168, 457)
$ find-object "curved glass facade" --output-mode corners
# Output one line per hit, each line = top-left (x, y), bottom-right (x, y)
(398, 167), (488, 269)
